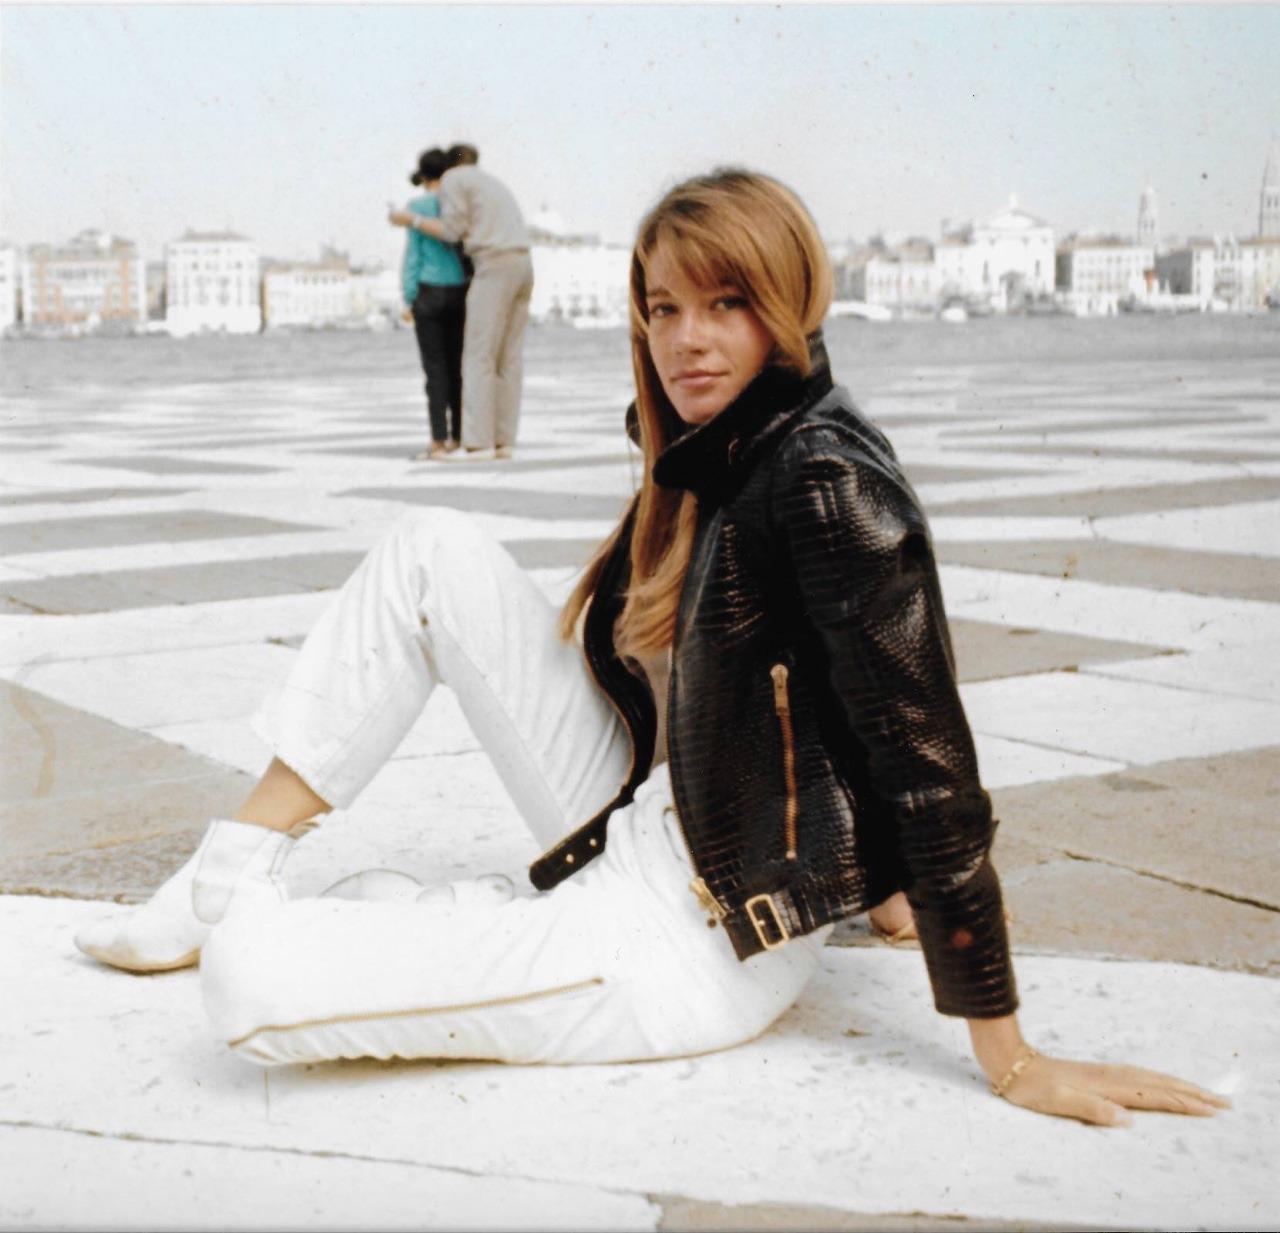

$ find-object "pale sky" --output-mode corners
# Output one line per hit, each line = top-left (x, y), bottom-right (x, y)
(3, 4), (1278, 266)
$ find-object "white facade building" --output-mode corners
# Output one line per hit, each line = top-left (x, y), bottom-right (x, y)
(165, 231), (261, 335)
(1056, 239), (1154, 314)
(20, 230), (146, 330)
(529, 238), (629, 325)
(262, 255), (353, 328)
(349, 264), (402, 325)
(937, 198), (1055, 309)
(1260, 137), (1280, 239)
(1155, 243), (1218, 305)
(849, 242), (938, 312)
(1237, 239), (1280, 310)
(0, 244), (17, 332)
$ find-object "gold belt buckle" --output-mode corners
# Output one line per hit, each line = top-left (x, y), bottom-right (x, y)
(744, 893), (791, 951)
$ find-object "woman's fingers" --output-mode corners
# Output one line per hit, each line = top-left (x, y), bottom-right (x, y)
(1089, 1063), (1232, 1114)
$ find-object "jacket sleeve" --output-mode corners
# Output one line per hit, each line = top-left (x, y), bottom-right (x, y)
(401, 213), (421, 307)
(773, 428), (1016, 1019)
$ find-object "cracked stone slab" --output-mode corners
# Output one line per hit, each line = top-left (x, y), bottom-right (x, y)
(990, 745), (1280, 912)
(0, 1124), (658, 1231)
(4, 896), (1272, 1232)
(936, 539), (1280, 603)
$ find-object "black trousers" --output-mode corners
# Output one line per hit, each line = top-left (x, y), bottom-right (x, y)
(411, 283), (467, 444)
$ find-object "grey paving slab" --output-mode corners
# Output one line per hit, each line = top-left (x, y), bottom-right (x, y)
(927, 475), (1280, 518)
(68, 454), (282, 475)
(990, 746), (1280, 911)
(0, 485), (192, 506)
(1, 572), (171, 616)
(937, 539), (1280, 602)
(0, 510), (323, 555)
(902, 461), (1039, 484)
(339, 484), (631, 521)
(0, 684), (251, 895)
(948, 618), (1167, 682)
(981, 441), (1280, 466)
(658, 1197), (1094, 1231)
(944, 413), (1261, 438)
(504, 537), (601, 570)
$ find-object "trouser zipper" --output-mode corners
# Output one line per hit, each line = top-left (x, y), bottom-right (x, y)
(770, 663), (799, 860)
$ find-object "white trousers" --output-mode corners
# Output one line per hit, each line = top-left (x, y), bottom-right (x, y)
(201, 509), (827, 1066)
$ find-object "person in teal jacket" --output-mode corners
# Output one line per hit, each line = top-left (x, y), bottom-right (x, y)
(400, 148), (468, 459)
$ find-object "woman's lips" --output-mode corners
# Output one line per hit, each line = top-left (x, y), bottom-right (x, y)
(672, 370), (724, 390)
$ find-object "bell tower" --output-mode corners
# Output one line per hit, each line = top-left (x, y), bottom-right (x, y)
(1137, 186), (1158, 249)
(1261, 137), (1280, 239)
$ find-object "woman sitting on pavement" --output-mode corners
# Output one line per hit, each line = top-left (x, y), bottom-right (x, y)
(76, 169), (1228, 1127)
(397, 147), (468, 460)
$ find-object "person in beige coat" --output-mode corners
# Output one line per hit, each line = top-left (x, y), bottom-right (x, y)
(392, 144), (533, 461)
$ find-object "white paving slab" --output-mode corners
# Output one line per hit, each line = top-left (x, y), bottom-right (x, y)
(1083, 641), (1280, 704)
(2, 896), (1271, 1231)
(0, 1124), (658, 1232)
(940, 564), (1280, 651)
(961, 671), (1280, 765)
(973, 732), (1125, 788)
(1094, 499), (1280, 559)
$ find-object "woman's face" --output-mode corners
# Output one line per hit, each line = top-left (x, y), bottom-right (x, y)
(644, 253), (775, 427)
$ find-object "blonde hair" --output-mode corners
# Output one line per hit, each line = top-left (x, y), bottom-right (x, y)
(558, 169), (833, 655)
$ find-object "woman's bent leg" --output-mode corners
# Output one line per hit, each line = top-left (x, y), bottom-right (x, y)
(202, 774), (829, 1068)
(254, 506), (630, 849)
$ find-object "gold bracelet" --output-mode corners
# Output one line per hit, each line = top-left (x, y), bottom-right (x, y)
(990, 1044), (1039, 1099)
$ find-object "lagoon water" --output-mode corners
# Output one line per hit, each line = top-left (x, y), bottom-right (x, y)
(3, 312), (1278, 401)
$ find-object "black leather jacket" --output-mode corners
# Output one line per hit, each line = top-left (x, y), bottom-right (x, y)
(529, 338), (1016, 1020)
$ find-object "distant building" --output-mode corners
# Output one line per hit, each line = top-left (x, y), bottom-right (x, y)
(936, 197), (1055, 309)
(1260, 137), (1280, 239)
(528, 216), (629, 324)
(1155, 241), (1219, 305)
(145, 261), (167, 321)
(1137, 187), (1159, 251)
(349, 263), (402, 323)
(0, 244), (17, 332)
(20, 230), (146, 329)
(1237, 237), (1280, 309)
(165, 231), (261, 335)
(1056, 236), (1154, 314)
(849, 239), (938, 312)
(262, 250), (353, 328)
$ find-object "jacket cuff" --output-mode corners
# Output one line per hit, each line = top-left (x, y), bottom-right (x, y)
(912, 858), (1019, 1019)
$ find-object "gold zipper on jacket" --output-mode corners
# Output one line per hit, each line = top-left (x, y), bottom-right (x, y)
(770, 663), (799, 860)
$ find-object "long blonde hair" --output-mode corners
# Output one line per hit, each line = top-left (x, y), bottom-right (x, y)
(558, 169), (833, 655)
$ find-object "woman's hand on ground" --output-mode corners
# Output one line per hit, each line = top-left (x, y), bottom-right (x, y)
(997, 1051), (1230, 1126)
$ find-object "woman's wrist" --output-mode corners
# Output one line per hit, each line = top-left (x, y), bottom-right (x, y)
(968, 1013), (1029, 1084)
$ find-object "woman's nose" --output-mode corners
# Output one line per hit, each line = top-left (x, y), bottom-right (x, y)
(673, 309), (708, 350)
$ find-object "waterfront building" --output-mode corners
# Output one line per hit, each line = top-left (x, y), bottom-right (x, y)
(0, 244), (16, 332)
(145, 262), (166, 321)
(1155, 241), (1219, 306)
(935, 197), (1055, 310)
(165, 231), (261, 336)
(1137, 187), (1159, 251)
(1237, 238), (1280, 310)
(1260, 137), (1280, 239)
(1056, 236), (1154, 315)
(349, 263), (402, 325)
(848, 239), (939, 313)
(528, 214), (629, 325)
(262, 250), (354, 329)
(19, 230), (146, 330)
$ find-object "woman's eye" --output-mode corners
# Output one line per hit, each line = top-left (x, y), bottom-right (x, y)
(714, 295), (748, 310)
(649, 302), (675, 318)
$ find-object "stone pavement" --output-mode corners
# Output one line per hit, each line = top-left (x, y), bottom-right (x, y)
(1, 322), (1278, 1231)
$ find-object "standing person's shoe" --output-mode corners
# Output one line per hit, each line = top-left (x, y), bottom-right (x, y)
(444, 438), (461, 453)
(494, 445), (515, 461)
(413, 443), (449, 461)
(441, 447), (496, 462)
(73, 820), (300, 973)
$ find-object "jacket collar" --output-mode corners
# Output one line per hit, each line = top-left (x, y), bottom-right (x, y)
(651, 333), (833, 494)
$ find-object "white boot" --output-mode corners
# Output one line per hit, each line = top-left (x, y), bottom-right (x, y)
(74, 819), (299, 973)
